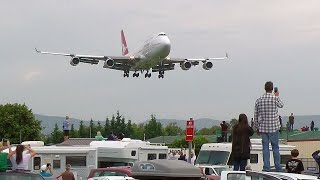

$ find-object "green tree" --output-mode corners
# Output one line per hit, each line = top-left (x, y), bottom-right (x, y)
(0, 103), (42, 143)
(70, 124), (79, 138)
(131, 123), (144, 140)
(171, 135), (209, 155)
(164, 122), (183, 136)
(104, 117), (110, 136)
(115, 111), (122, 135)
(126, 120), (133, 138)
(144, 114), (163, 139)
(51, 123), (63, 144)
(110, 115), (116, 133)
(78, 121), (87, 138)
(96, 121), (103, 134)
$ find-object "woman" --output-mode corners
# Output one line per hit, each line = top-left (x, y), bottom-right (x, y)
(231, 114), (254, 171)
(9, 144), (36, 171)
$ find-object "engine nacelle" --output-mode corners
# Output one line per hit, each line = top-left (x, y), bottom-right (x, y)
(104, 59), (114, 68)
(180, 61), (192, 70)
(203, 61), (213, 70)
(70, 57), (80, 66)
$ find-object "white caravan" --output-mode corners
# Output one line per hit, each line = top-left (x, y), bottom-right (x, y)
(5, 138), (168, 180)
(195, 139), (295, 171)
(36, 30), (228, 78)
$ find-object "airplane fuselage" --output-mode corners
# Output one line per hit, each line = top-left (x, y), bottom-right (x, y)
(129, 32), (171, 70)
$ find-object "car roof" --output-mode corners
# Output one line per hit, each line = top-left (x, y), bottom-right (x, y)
(88, 167), (132, 178)
(0, 171), (45, 180)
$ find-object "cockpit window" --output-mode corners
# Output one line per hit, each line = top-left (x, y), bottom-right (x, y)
(158, 33), (166, 36)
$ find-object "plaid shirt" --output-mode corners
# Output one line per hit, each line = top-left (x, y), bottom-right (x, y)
(254, 93), (284, 133)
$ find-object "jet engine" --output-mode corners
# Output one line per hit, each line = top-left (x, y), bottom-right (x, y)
(104, 59), (114, 68)
(180, 61), (192, 70)
(70, 57), (80, 66)
(202, 61), (213, 70)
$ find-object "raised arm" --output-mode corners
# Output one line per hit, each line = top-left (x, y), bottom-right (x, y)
(26, 146), (37, 157)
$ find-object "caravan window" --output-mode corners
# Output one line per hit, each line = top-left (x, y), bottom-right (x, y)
(33, 157), (41, 170)
(147, 154), (157, 160)
(131, 151), (136, 156)
(66, 156), (86, 167)
(250, 154), (258, 164)
(159, 153), (167, 159)
(196, 151), (230, 165)
(53, 160), (61, 169)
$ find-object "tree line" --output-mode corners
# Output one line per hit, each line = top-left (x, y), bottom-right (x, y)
(0, 103), (234, 147)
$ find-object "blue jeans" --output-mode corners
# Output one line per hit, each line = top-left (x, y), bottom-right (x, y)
(261, 131), (281, 172)
(233, 159), (247, 171)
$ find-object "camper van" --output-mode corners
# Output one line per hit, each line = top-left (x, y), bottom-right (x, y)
(5, 138), (168, 180)
(195, 139), (295, 171)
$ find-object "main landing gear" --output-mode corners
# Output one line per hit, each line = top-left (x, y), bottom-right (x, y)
(158, 71), (164, 78)
(123, 70), (129, 77)
(145, 72), (151, 78)
(133, 72), (139, 77)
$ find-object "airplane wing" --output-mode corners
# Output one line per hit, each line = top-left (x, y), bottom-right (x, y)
(35, 48), (138, 69)
(158, 53), (228, 71)
(164, 53), (229, 64)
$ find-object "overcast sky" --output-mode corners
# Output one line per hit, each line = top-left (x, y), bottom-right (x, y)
(1, 0), (320, 123)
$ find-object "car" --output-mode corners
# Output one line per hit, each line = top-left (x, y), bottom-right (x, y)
(198, 165), (230, 176)
(87, 167), (132, 180)
(0, 171), (46, 180)
(220, 170), (318, 180)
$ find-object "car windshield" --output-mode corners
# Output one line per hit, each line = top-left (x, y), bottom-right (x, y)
(196, 150), (230, 165)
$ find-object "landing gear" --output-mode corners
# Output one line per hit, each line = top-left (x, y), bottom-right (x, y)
(145, 72), (151, 78)
(133, 72), (139, 77)
(123, 70), (129, 78)
(158, 71), (164, 78)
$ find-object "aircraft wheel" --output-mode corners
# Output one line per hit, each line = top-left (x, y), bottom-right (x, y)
(136, 73), (139, 77)
(148, 73), (151, 78)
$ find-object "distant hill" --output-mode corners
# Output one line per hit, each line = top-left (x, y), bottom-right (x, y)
(35, 114), (320, 135)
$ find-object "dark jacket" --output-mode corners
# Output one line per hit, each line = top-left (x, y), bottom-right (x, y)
(231, 124), (254, 160)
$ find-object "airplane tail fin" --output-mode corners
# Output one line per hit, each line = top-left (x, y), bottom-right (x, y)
(121, 30), (129, 56)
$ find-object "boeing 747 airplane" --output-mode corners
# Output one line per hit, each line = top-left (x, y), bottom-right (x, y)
(36, 30), (228, 78)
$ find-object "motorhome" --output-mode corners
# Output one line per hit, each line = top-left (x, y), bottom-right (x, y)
(195, 139), (295, 171)
(5, 138), (168, 180)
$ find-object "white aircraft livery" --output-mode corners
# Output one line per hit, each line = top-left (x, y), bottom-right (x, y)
(36, 30), (228, 78)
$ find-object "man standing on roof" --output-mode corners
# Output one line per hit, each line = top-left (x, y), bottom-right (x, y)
(289, 113), (294, 132)
(254, 81), (284, 172)
(63, 116), (71, 141)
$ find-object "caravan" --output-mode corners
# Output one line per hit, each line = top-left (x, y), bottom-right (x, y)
(5, 138), (168, 180)
(195, 139), (295, 171)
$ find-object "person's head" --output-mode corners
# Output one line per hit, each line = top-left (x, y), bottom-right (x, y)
(264, 81), (273, 93)
(66, 116), (69, 120)
(66, 164), (71, 171)
(15, 145), (25, 165)
(41, 164), (47, 172)
(47, 163), (51, 168)
(291, 113), (293, 116)
(238, 114), (249, 126)
(110, 131), (113, 135)
(222, 121), (226, 124)
(97, 131), (102, 136)
(291, 149), (299, 158)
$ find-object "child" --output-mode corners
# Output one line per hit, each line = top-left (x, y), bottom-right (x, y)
(285, 149), (304, 174)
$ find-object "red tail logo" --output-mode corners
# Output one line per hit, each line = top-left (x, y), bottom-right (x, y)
(121, 30), (129, 56)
